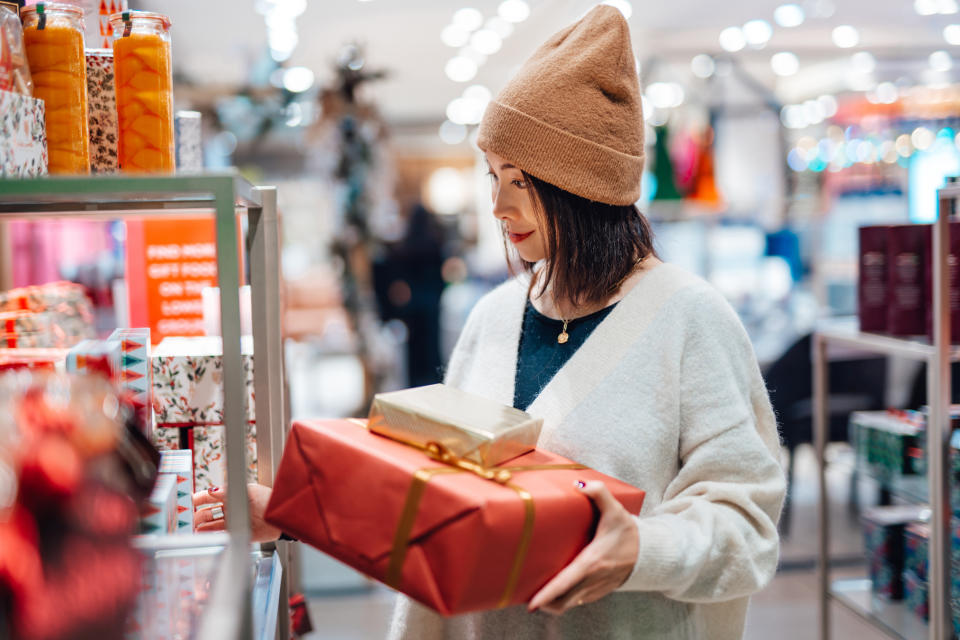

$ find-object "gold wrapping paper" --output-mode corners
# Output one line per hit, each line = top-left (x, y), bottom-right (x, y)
(368, 384), (542, 467)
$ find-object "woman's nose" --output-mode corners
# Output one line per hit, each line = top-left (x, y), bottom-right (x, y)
(491, 187), (512, 220)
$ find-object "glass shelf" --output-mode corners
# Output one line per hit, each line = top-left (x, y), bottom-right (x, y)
(0, 172), (261, 215)
(830, 578), (928, 640)
(817, 317), (960, 362)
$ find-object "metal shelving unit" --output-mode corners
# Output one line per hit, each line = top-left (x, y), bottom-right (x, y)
(0, 173), (289, 640)
(815, 183), (960, 640)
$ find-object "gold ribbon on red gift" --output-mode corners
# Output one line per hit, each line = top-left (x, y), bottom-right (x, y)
(354, 417), (586, 609)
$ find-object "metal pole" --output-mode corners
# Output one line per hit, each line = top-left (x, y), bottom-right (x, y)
(249, 186), (290, 640)
(929, 192), (952, 640)
(814, 333), (831, 640)
(216, 178), (252, 640)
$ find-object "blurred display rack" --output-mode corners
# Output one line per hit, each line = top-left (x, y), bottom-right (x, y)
(814, 182), (960, 640)
(0, 173), (289, 640)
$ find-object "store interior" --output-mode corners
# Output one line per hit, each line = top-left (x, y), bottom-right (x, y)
(2, 0), (960, 638)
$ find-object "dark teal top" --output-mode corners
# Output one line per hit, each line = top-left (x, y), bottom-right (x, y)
(513, 300), (618, 411)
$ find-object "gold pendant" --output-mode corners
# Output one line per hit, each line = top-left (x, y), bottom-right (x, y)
(557, 331), (569, 344)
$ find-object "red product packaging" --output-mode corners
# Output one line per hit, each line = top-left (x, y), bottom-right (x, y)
(887, 224), (931, 336)
(859, 225), (890, 333)
(265, 419), (646, 616)
(924, 221), (960, 344)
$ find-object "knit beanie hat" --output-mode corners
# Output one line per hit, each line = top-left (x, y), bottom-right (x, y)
(477, 5), (644, 206)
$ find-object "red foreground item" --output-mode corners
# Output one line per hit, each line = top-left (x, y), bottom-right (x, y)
(265, 419), (645, 615)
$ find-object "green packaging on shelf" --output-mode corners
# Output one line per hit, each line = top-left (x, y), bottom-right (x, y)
(861, 504), (928, 601)
(849, 410), (924, 482)
(151, 335), (255, 427)
(140, 472), (177, 535)
(157, 449), (193, 533)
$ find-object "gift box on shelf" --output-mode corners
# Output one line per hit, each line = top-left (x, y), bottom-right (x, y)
(66, 339), (122, 385)
(858, 225), (890, 333)
(905, 521), (929, 581)
(0, 87), (47, 178)
(0, 310), (62, 348)
(85, 48), (118, 173)
(0, 347), (68, 372)
(175, 110), (203, 173)
(368, 384), (542, 467)
(887, 224), (930, 337)
(151, 335), (255, 427)
(140, 473), (177, 535)
(862, 504), (928, 600)
(151, 424), (258, 494)
(265, 418), (645, 615)
(0, 281), (95, 346)
(108, 328), (151, 434)
(904, 569), (928, 622)
(157, 449), (194, 533)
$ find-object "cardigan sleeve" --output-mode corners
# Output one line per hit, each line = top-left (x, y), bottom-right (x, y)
(618, 286), (785, 602)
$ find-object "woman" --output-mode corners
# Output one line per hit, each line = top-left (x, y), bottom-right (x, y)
(197, 6), (785, 639)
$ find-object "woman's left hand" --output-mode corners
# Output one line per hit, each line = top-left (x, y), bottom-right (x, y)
(528, 480), (639, 615)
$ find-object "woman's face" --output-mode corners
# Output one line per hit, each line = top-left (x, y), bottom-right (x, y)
(485, 150), (547, 263)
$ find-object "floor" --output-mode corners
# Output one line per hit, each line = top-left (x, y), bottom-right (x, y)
(297, 445), (904, 640)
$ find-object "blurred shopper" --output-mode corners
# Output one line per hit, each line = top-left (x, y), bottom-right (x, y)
(196, 6), (784, 640)
(373, 202), (446, 387)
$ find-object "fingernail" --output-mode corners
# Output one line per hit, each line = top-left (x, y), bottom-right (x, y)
(209, 486), (220, 493)
(574, 480), (586, 489)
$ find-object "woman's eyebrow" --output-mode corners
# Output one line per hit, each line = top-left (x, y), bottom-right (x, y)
(500, 163), (517, 170)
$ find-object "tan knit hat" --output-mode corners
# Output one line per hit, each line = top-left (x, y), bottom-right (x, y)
(477, 5), (644, 206)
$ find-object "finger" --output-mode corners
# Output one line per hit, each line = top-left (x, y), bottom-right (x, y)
(195, 519), (227, 533)
(577, 481), (620, 514)
(194, 504), (225, 527)
(192, 487), (225, 508)
(528, 552), (593, 611)
(542, 580), (609, 616)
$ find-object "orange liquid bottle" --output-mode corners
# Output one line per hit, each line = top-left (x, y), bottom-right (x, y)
(22, 3), (90, 175)
(110, 11), (174, 173)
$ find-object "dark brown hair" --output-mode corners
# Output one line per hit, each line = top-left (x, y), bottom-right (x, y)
(508, 172), (658, 309)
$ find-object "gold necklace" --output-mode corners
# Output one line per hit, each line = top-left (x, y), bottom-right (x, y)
(556, 256), (644, 345)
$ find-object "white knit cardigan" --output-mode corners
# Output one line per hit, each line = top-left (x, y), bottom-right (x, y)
(389, 262), (786, 640)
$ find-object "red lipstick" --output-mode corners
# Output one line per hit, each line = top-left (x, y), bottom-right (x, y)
(508, 230), (534, 244)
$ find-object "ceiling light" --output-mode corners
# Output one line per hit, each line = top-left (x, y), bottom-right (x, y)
(946, 24), (960, 44)
(453, 8), (484, 32)
(485, 16), (513, 38)
(691, 54), (716, 79)
(446, 97), (471, 124)
(912, 126), (935, 150)
(915, 0), (938, 14)
(941, 0), (960, 14)
(771, 52), (800, 76)
(774, 4), (805, 27)
(602, 0), (633, 19)
(645, 82), (684, 108)
(439, 120), (468, 145)
(463, 84), (492, 104)
(719, 26), (746, 52)
(875, 82), (899, 103)
(498, 0), (530, 23)
(441, 24), (470, 47)
(832, 25), (859, 48)
(851, 52), (876, 74)
(282, 66), (314, 92)
(818, 94), (838, 117)
(930, 49), (953, 71)
(780, 105), (808, 129)
(743, 19), (773, 47)
(445, 56), (478, 82)
(470, 29), (502, 55)
(458, 46), (487, 66)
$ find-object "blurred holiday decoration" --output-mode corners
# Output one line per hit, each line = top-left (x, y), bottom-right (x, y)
(652, 125), (682, 201)
(688, 127), (723, 209)
(307, 42), (398, 407)
(0, 371), (159, 640)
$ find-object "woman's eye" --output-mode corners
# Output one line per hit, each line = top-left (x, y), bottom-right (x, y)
(512, 179), (528, 189)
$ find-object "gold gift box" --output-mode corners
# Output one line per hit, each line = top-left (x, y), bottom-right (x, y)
(367, 384), (542, 467)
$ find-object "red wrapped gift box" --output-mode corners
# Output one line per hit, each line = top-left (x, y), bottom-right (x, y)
(265, 419), (645, 615)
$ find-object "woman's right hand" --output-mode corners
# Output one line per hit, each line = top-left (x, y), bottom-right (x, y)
(193, 483), (281, 543)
